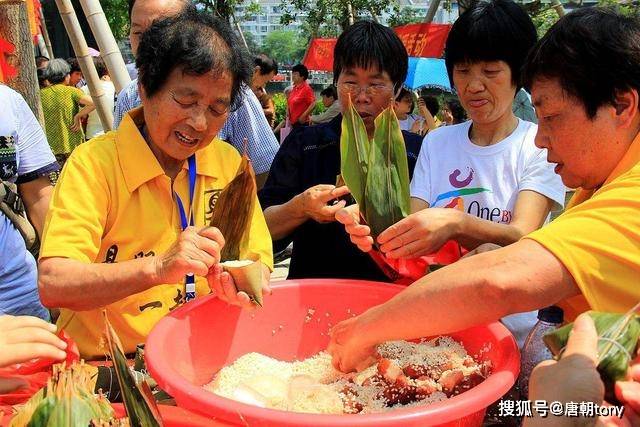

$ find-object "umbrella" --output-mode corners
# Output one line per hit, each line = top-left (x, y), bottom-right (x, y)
(404, 57), (452, 92)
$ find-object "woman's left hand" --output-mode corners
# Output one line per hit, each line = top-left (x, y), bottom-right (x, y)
(377, 208), (463, 259)
(70, 112), (85, 132)
(207, 264), (271, 310)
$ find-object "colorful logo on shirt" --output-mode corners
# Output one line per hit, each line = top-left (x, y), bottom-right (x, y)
(0, 135), (17, 180)
(432, 168), (491, 206)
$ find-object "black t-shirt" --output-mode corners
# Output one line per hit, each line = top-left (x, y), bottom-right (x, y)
(259, 115), (423, 281)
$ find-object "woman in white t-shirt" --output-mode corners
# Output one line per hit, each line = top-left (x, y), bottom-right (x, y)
(81, 57), (116, 139)
(395, 88), (422, 132)
(337, 0), (565, 345)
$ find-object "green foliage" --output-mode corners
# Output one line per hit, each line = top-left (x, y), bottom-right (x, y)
(530, 8), (559, 37)
(261, 30), (307, 65)
(312, 99), (326, 115)
(101, 0), (132, 41)
(243, 32), (261, 54)
(273, 93), (287, 125)
(387, 6), (422, 27)
(598, 0), (640, 17)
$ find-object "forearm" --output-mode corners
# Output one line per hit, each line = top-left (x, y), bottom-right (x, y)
(38, 257), (160, 310)
(77, 105), (94, 117)
(455, 213), (527, 249)
(299, 103), (316, 123)
(19, 177), (53, 238)
(419, 106), (437, 130)
(354, 241), (578, 347)
(263, 195), (307, 240)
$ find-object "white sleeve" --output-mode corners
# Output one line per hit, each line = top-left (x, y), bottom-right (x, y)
(518, 147), (566, 210)
(409, 133), (432, 205)
(14, 90), (56, 176)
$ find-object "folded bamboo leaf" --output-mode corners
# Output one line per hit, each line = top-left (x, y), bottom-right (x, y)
(340, 94), (370, 218)
(221, 253), (263, 306)
(104, 312), (163, 427)
(544, 311), (640, 403)
(210, 150), (257, 262)
(364, 105), (411, 238)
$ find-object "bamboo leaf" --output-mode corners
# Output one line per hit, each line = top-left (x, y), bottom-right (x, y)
(104, 312), (163, 427)
(364, 105), (411, 238)
(209, 149), (257, 262)
(340, 94), (370, 217)
(544, 311), (640, 403)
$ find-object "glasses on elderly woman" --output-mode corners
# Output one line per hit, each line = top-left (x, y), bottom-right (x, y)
(337, 82), (394, 97)
(170, 92), (229, 117)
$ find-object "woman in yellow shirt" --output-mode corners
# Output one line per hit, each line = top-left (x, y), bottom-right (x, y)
(38, 8), (273, 358)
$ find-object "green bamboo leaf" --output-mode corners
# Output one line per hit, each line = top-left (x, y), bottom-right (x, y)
(364, 105), (411, 238)
(104, 312), (163, 427)
(544, 311), (640, 403)
(340, 94), (370, 216)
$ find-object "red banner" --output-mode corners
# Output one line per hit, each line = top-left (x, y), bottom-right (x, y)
(302, 23), (451, 72)
(302, 38), (336, 72)
(0, 37), (17, 83)
(394, 23), (450, 58)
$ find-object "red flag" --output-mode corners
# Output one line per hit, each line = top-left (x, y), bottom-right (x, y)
(0, 38), (17, 83)
(394, 23), (451, 58)
(302, 38), (336, 72)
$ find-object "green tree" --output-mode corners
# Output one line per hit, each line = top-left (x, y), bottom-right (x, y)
(100, 0), (131, 41)
(243, 32), (261, 54)
(261, 29), (306, 65)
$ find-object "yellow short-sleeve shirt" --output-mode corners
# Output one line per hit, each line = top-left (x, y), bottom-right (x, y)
(526, 131), (640, 321)
(40, 108), (274, 358)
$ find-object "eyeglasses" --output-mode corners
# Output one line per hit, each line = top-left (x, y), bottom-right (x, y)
(337, 82), (394, 97)
(170, 92), (229, 118)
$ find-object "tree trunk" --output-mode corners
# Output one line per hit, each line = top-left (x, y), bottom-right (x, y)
(55, 0), (113, 131)
(346, 1), (354, 26)
(425, 0), (442, 23)
(214, 0), (233, 23)
(79, 0), (130, 93)
(0, 0), (44, 125)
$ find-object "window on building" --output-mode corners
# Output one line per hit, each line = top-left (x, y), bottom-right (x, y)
(261, 25), (268, 32)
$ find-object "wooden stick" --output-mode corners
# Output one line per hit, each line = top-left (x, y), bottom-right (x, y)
(54, 0), (113, 131)
(79, 0), (130, 93)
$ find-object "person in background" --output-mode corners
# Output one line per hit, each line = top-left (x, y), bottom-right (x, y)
(310, 86), (341, 125)
(38, 10), (273, 359)
(287, 63), (316, 127)
(394, 88), (421, 132)
(442, 98), (467, 125)
(40, 59), (94, 166)
(0, 84), (59, 320)
(115, 0), (279, 190)
(329, 6), (640, 376)
(81, 57), (116, 140)
(258, 21), (423, 282)
(66, 57), (84, 88)
(251, 54), (278, 128)
(35, 55), (49, 70)
(411, 94), (441, 136)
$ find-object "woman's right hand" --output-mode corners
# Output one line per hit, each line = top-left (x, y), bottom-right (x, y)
(0, 315), (67, 368)
(296, 184), (350, 223)
(335, 204), (374, 252)
(153, 226), (225, 283)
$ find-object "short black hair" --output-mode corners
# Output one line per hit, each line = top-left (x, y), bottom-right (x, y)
(523, 7), (640, 119)
(422, 95), (440, 116)
(395, 88), (414, 111)
(334, 20), (408, 90)
(291, 63), (309, 80)
(35, 55), (49, 68)
(93, 57), (108, 78)
(320, 85), (337, 99)
(136, 8), (251, 111)
(446, 98), (466, 123)
(445, 0), (536, 90)
(254, 54), (278, 75)
(66, 57), (81, 73)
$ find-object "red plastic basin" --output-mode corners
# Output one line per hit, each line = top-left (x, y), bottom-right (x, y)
(146, 279), (520, 426)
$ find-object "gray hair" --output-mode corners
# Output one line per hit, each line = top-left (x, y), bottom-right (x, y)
(46, 58), (71, 84)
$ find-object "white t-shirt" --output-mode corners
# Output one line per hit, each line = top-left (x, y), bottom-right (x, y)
(410, 119), (565, 219)
(398, 113), (421, 132)
(410, 119), (565, 347)
(82, 80), (116, 139)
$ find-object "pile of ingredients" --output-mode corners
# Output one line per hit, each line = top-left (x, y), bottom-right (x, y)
(205, 336), (490, 414)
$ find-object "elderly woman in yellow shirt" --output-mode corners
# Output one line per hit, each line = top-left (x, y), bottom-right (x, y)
(37, 8), (273, 359)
